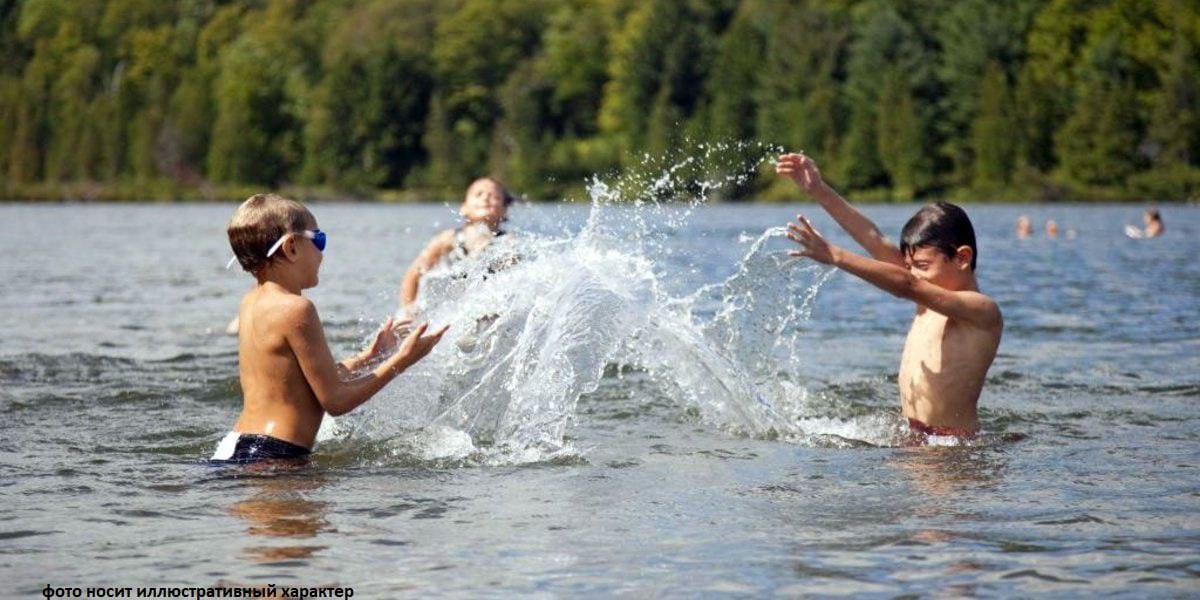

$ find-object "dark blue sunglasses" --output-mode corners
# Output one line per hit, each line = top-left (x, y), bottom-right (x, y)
(264, 229), (326, 258)
(225, 229), (327, 270)
(309, 229), (327, 252)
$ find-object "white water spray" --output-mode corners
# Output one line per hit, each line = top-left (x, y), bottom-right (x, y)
(323, 142), (908, 463)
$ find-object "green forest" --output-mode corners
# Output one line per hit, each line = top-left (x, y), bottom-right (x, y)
(1, 0), (1198, 202)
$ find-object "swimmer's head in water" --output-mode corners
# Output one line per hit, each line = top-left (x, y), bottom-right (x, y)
(227, 193), (320, 275)
(460, 177), (514, 228)
(900, 202), (978, 284)
(1144, 208), (1161, 224)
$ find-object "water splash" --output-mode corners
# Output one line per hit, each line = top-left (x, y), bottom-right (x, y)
(325, 141), (913, 464)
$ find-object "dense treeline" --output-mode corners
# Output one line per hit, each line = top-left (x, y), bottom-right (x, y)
(1, 0), (1198, 202)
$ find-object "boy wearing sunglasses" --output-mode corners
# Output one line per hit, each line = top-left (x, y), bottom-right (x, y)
(215, 193), (448, 463)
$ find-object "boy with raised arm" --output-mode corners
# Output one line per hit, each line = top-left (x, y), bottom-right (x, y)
(776, 154), (1003, 439)
(215, 194), (448, 463)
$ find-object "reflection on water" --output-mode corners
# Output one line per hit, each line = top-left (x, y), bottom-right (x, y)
(888, 447), (1009, 596)
(226, 472), (331, 563)
(889, 446), (1006, 501)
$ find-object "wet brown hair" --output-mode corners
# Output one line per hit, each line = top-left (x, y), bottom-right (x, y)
(226, 193), (315, 273)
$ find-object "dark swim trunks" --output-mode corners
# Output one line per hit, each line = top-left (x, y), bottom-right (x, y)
(210, 432), (311, 463)
(907, 418), (978, 439)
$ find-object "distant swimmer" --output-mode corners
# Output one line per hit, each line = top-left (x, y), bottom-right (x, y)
(399, 177), (516, 318)
(213, 194), (447, 464)
(777, 153), (1003, 442)
(1125, 209), (1163, 239)
(1016, 215), (1032, 239)
(1045, 219), (1058, 238)
(1145, 209), (1164, 237)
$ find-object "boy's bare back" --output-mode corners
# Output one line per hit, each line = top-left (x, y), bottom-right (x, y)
(234, 283), (326, 449)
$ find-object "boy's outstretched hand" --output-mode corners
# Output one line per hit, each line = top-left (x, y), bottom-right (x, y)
(776, 153), (824, 194)
(363, 317), (414, 360)
(394, 322), (450, 371)
(787, 215), (838, 265)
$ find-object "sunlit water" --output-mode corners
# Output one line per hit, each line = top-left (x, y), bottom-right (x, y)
(2, 187), (1198, 595)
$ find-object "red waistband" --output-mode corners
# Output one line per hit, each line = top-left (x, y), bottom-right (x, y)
(907, 418), (978, 438)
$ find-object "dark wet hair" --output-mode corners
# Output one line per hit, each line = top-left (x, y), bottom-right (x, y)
(1146, 208), (1161, 222)
(900, 202), (977, 270)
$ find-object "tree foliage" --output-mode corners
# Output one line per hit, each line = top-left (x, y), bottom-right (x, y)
(1, 0), (1197, 201)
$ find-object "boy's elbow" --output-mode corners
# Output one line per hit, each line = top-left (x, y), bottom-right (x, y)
(893, 273), (920, 300)
(322, 398), (351, 417)
(316, 392), (352, 417)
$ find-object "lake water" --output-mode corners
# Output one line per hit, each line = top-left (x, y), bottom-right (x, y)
(2, 199), (1198, 597)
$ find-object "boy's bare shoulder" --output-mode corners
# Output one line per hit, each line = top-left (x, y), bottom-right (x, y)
(954, 289), (1003, 330)
(956, 288), (998, 304)
(279, 294), (319, 329)
(254, 288), (319, 331)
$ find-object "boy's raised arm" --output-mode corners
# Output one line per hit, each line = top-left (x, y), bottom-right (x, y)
(831, 250), (1001, 329)
(286, 298), (447, 416)
(788, 216), (1002, 330)
(777, 153), (905, 267)
(400, 230), (455, 308)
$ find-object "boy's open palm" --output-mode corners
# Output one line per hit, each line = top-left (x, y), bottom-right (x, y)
(395, 322), (449, 369)
(776, 153), (823, 194)
(366, 317), (414, 358)
(787, 215), (837, 265)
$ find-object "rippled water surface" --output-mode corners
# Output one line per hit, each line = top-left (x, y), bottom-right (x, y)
(2, 201), (1198, 597)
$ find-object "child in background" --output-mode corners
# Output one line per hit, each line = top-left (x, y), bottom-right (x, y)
(215, 194), (448, 463)
(1125, 208), (1164, 239)
(776, 153), (1003, 440)
(1143, 209), (1164, 238)
(399, 177), (514, 317)
(1016, 215), (1032, 239)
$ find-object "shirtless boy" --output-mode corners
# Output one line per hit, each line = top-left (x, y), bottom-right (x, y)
(399, 177), (514, 316)
(215, 193), (448, 463)
(777, 153), (1003, 438)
